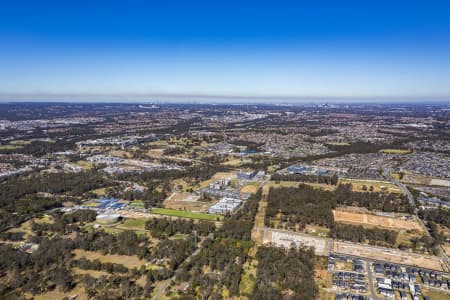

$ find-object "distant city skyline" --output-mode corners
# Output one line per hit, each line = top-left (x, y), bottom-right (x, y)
(1, 1), (450, 101)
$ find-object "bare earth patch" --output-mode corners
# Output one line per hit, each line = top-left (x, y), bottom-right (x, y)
(164, 192), (213, 212)
(333, 210), (425, 233)
(443, 244), (450, 256)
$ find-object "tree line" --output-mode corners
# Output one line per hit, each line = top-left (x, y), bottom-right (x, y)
(271, 173), (339, 185)
(330, 223), (398, 247)
(145, 217), (215, 239)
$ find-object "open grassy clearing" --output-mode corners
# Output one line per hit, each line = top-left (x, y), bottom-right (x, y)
(422, 289), (450, 300)
(429, 178), (450, 187)
(72, 267), (109, 278)
(82, 201), (100, 207)
(340, 178), (402, 193)
(151, 208), (223, 221)
(90, 187), (107, 196)
(7, 220), (34, 239)
(73, 249), (145, 269)
(163, 192), (212, 212)
(117, 218), (147, 230)
(0, 144), (23, 150)
(222, 157), (242, 166)
(146, 148), (164, 158)
(400, 172), (432, 185)
(109, 150), (132, 158)
(128, 200), (145, 208)
(240, 182), (262, 194)
(305, 225), (330, 237)
(390, 172), (402, 180)
(379, 148), (412, 154)
(171, 178), (195, 191)
(10, 140), (31, 145)
(73, 160), (93, 170)
(34, 214), (54, 224)
(444, 243), (450, 256)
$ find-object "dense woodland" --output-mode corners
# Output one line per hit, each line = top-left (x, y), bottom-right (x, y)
(0, 207), (201, 299)
(0, 170), (111, 231)
(0, 140), (76, 156)
(251, 246), (317, 300)
(265, 184), (335, 229)
(418, 207), (450, 248)
(418, 207), (450, 227)
(271, 173), (339, 185)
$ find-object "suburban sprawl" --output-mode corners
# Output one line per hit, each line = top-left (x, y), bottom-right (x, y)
(0, 102), (449, 300)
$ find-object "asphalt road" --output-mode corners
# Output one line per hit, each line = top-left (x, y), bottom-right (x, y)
(366, 260), (384, 300)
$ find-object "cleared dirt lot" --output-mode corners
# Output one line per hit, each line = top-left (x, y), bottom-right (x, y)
(163, 192), (213, 212)
(333, 241), (445, 271)
(333, 210), (425, 233)
(444, 244), (450, 256)
(240, 182), (261, 194)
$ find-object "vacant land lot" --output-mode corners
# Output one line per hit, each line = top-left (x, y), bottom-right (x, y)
(327, 142), (351, 146)
(128, 200), (145, 208)
(429, 178), (450, 187)
(333, 210), (424, 233)
(240, 182), (261, 194)
(163, 192), (213, 212)
(222, 157), (242, 166)
(198, 171), (236, 189)
(379, 149), (412, 154)
(74, 160), (93, 170)
(0, 144), (22, 150)
(72, 267), (109, 278)
(340, 178), (402, 193)
(151, 208), (223, 221)
(117, 218), (147, 230)
(444, 244), (450, 256)
(73, 249), (145, 269)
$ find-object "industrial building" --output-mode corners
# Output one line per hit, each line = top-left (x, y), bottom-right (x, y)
(237, 170), (256, 180)
(208, 197), (242, 214)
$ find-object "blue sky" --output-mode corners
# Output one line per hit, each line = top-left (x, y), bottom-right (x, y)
(1, 0), (450, 102)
